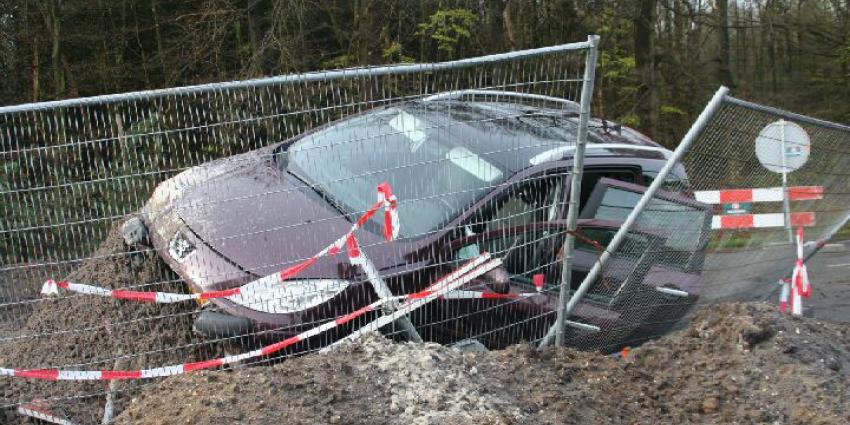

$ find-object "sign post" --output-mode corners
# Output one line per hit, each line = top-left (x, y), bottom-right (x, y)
(755, 120), (811, 242)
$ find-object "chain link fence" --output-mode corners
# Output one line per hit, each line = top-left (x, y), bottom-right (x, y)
(0, 39), (603, 423)
(542, 87), (850, 352)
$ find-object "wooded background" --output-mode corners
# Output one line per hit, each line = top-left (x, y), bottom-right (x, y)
(0, 0), (848, 146)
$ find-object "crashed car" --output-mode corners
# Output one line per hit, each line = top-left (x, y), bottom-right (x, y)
(131, 91), (711, 351)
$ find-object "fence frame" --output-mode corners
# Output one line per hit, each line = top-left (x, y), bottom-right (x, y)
(540, 85), (850, 348)
(0, 41), (594, 115)
(553, 35), (600, 346)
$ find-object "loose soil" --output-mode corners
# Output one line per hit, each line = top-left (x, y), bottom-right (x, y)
(0, 223), (221, 424)
(113, 303), (848, 425)
(1, 226), (848, 424)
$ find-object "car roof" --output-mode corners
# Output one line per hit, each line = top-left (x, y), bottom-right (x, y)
(403, 98), (671, 172)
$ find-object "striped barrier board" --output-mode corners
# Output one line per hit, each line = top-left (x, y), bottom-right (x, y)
(695, 186), (823, 204)
(696, 186), (821, 230)
(711, 212), (815, 229)
(17, 403), (78, 425)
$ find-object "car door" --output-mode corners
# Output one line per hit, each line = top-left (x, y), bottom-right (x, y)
(576, 177), (713, 347)
(432, 222), (567, 348)
(430, 219), (645, 349)
(419, 171), (566, 346)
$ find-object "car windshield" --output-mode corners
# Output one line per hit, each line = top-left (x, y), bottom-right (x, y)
(285, 104), (533, 238)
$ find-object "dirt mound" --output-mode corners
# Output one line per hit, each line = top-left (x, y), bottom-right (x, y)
(112, 302), (849, 425)
(1, 229), (847, 425)
(545, 302), (850, 424)
(0, 222), (217, 424)
(116, 333), (530, 425)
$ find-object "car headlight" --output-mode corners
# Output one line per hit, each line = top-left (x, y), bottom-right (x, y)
(227, 279), (350, 314)
(168, 231), (196, 262)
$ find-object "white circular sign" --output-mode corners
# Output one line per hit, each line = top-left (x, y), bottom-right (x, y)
(755, 120), (810, 173)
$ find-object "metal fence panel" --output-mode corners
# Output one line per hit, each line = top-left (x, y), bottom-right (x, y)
(0, 40), (597, 422)
(543, 86), (850, 352)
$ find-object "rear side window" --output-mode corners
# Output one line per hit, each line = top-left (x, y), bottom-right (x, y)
(583, 184), (707, 252)
(579, 168), (640, 210)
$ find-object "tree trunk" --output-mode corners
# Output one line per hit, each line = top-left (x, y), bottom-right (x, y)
(483, 0), (505, 52)
(717, 0), (735, 89)
(38, 0), (65, 97)
(150, 0), (168, 80)
(353, 0), (382, 65)
(634, 0), (658, 137)
(32, 35), (40, 101)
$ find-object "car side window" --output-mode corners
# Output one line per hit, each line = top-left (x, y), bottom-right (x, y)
(451, 175), (563, 279)
(470, 174), (563, 233)
(574, 227), (615, 253)
(643, 171), (690, 194)
(453, 227), (564, 284)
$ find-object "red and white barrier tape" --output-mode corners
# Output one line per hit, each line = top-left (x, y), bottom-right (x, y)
(325, 255), (502, 350)
(440, 273), (545, 300)
(41, 183), (401, 303)
(695, 186), (823, 204)
(2, 254), (497, 381)
(533, 273), (545, 292)
(377, 182), (400, 241)
(780, 226), (811, 315)
(441, 290), (535, 300)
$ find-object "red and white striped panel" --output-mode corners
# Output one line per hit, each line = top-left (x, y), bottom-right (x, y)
(695, 186), (823, 204)
(711, 212), (815, 229)
(17, 403), (78, 425)
(2, 254), (498, 381)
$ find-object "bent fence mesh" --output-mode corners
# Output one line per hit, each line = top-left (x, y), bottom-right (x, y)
(552, 88), (850, 352)
(0, 41), (597, 421)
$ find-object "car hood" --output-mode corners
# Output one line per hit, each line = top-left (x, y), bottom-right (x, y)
(168, 148), (391, 278)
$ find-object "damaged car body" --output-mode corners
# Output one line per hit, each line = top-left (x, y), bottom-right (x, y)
(130, 91), (712, 352)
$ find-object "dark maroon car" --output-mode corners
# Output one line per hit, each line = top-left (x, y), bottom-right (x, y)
(132, 92), (711, 351)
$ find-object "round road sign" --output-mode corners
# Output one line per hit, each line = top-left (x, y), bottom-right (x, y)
(755, 120), (810, 173)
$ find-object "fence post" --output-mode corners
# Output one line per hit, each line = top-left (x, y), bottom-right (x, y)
(541, 85), (730, 349)
(553, 34), (600, 347)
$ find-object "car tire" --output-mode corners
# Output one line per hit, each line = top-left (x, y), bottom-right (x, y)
(193, 310), (255, 339)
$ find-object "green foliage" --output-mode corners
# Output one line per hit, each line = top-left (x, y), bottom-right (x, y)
(321, 54), (354, 70)
(618, 113), (640, 127)
(382, 42), (415, 64)
(416, 9), (477, 58)
(600, 53), (635, 80)
(660, 105), (686, 116)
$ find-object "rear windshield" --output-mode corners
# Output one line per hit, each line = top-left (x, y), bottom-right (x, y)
(590, 186), (706, 252)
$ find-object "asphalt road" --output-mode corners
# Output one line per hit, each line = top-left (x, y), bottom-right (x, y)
(806, 240), (850, 323)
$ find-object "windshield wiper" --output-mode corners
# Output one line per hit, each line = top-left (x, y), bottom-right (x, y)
(286, 167), (352, 220)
